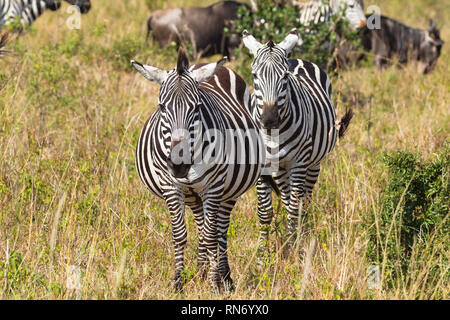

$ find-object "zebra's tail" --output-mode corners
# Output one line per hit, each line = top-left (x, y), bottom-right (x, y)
(0, 31), (11, 58)
(146, 16), (153, 43)
(261, 175), (281, 196)
(338, 108), (354, 139)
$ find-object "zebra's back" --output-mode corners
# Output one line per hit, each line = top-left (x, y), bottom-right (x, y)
(288, 58), (337, 166)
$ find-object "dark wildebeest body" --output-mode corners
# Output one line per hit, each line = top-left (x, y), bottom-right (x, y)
(359, 15), (444, 74)
(146, 1), (249, 58)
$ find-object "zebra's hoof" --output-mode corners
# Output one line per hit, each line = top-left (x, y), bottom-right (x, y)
(173, 273), (186, 292)
(222, 276), (235, 292)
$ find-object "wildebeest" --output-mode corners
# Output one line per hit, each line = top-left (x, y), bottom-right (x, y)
(146, 1), (250, 58)
(359, 15), (444, 74)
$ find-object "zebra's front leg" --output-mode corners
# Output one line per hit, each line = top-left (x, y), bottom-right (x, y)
(165, 191), (188, 291)
(287, 165), (307, 248)
(217, 199), (236, 291)
(188, 201), (208, 280)
(256, 177), (274, 256)
(203, 190), (223, 291)
(305, 163), (321, 206)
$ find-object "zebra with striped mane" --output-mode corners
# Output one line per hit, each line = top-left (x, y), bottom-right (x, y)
(0, 0), (91, 30)
(131, 49), (265, 291)
(243, 29), (353, 252)
(295, 0), (366, 31)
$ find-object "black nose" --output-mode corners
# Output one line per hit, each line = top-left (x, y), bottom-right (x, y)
(261, 103), (279, 129)
(261, 113), (280, 129)
(167, 159), (191, 178)
(261, 118), (279, 129)
(167, 139), (191, 178)
(77, 0), (91, 14)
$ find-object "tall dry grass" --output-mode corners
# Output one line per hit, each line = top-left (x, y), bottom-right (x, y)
(0, 0), (448, 299)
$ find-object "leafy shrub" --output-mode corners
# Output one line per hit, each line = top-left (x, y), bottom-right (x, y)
(367, 145), (449, 286)
(111, 37), (143, 71)
(232, 0), (362, 78)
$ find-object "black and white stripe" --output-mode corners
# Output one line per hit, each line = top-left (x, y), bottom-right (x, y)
(0, 0), (90, 30)
(296, 0), (366, 31)
(132, 49), (264, 291)
(243, 29), (352, 251)
(0, 0), (60, 29)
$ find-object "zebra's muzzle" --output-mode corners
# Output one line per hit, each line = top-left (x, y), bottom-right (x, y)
(167, 139), (191, 179)
(260, 103), (280, 129)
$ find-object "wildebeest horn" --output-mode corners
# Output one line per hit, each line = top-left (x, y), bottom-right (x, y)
(428, 19), (437, 31)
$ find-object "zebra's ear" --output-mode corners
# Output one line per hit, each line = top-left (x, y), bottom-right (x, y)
(242, 30), (263, 56)
(131, 60), (168, 84)
(278, 29), (299, 55)
(191, 57), (227, 83)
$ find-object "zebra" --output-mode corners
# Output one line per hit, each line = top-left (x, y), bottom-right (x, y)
(0, 0), (91, 31)
(242, 29), (353, 253)
(295, 0), (366, 31)
(131, 48), (265, 291)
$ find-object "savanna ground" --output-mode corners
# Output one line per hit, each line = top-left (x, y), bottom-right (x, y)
(0, 0), (448, 299)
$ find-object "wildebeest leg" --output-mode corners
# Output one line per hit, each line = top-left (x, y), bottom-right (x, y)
(217, 199), (237, 291)
(182, 25), (198, 60)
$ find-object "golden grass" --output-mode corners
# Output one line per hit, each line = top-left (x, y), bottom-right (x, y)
(0, 0), (448, 299)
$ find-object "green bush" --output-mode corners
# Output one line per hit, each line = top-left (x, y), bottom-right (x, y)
(367, 145), (449, 286)
(232, 0), (362, 77)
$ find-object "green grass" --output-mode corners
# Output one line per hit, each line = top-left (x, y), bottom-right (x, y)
(0, 0), (448, 299)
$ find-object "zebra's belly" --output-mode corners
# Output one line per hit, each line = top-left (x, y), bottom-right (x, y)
(138, 155), (262, 203)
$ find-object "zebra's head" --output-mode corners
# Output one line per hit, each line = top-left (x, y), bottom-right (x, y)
(45, 0), (62, 11)
(64, 0), (92, 14)
(243, 29), (299, 130)
(131, 49), (226, 179)
(332, 0), (366, 29)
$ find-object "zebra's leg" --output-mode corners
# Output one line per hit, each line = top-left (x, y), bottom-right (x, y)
(203, 184), (224, 291)
(188, 201), (208, 280)
(165, 190), (188, 291)
(304, 163), (321, 206)
(274, 169), (291, 211)
(287, 165), (308, 248)
(217, 199), (237, 291)
(256, 176), (274, 255)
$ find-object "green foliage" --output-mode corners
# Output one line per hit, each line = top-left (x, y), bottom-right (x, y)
(3, 16), (23, 34)
(145, 0), (166, 11)
(367, 145), (449, 285)
(232, 0), (362, 77)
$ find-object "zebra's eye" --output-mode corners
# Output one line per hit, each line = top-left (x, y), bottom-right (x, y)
(159, 104), (166, 112)
(252, 73), (258, 80)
